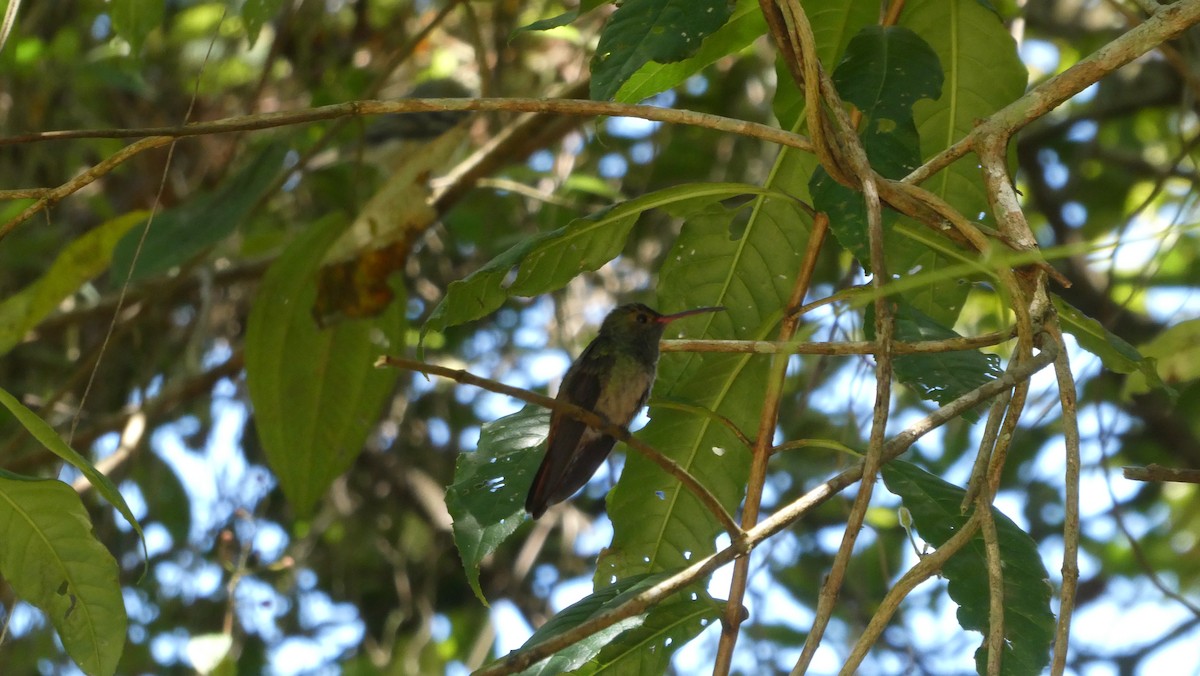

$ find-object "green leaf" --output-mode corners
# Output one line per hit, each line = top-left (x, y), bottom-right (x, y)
(0, 388), (145, 554)
(865, 302), (1000, 421)
(590, 0), (734, 101)
(0, 211), (144, 357)
(614, 0), (766, 103)
(1125, 318), (1200, 395)
(515, 0), (609, 33)
(245, 215), (404, 516)
(492, 572), (704, 675)
(892, 0), (1026, 323)
(0, 473), (126, 676)
(598, 195), (810, 583)
(111, 143), (289, 283)
(1053, 295), (1167, 392)
(110, 0), (163, 54)
(445, 406), (548, 604)
(773, 0), (877, 130)
(240, 0), (285, 46)
(881, 460), (1055, 676)
(424, 183), (773, 336)
(575, 587), (722, 674)
(810, 25), (943, 278)
(904, 0), (1027, 226)
(509, 183), (777, 296)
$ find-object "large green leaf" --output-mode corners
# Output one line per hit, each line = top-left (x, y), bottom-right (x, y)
(445, 406), (548, 604)
(598, 195), (810, 582)
(111, 143), (289, 283)
(882, 460), (1055, 675)
(590, 0), (733, 101)
(245, 215), (404, 515)
(614, 0), (766, 103)
(240, 0), (285, 46)
(810, 25), (943, 273)
(575, 586), (722, 675)
(903, 0), (1027, 225)
(1125, 318), (1200, 395)
(0, 473), (126, 676)
(110, 0), (163, 54)
(490, 572), (712, 675)
(0, 388), (144, 549)
(0, 211), (144, 357)
(515, 0), (609, 33)
(424, 183), (773, 336)
(1053, 295), (1167, 393)
(865, 302), (1000, 421)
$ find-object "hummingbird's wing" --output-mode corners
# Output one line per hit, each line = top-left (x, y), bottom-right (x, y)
(525, 343), (612, 519)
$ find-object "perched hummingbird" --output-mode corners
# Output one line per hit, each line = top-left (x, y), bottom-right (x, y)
(525, 303), (725, 519)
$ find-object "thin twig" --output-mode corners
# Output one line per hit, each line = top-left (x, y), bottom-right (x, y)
(661, 331), (1015, 356)
(791, 0), (896, 667)
(1123, 465), (1200, 484)
(0, 136), (173, 243)
(713, 199), (830, 671)
(977, 485), (1005, 675)
(1048, 319), (1082, 675)
(1, 98), (813, 154)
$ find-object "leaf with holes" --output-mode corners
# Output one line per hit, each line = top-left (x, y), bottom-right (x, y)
(490, 571), (709, 675)
(445, 406), (548, 604)
(615, 0), (765, 103)
(598, 195), (810, 591)
(591, 0), (733, 101)
(0, 473), (126, 676)
(0, 388), (145, 557)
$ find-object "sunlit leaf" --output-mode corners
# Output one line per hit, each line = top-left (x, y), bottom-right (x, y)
(0, 211), (144, 357)
(240, 0), (284, 46)
(614, 0), (765, 103)
(0, 473), (126, 676)
(576, 586), (722, 674)
(445, 406), (548, 604)
(1125, 318), (1200, 395)
(245, 214), (404, 516)
(904, 0), (1026, 224)
(1053, 295), (1167, 393)
(591, 0), (733, 101)
(882, 460), (1055, 676)
(110, 0), (163, 53)
(0, 388), (145, 553)
(424, 183), (774, 337)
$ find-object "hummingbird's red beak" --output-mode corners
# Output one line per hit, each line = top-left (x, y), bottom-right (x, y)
(656, 306), (726, 324)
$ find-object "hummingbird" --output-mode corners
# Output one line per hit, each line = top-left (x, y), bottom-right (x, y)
(525, 303), (725, 519)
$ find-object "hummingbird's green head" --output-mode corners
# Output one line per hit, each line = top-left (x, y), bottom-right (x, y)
(598, 303), (725, 344)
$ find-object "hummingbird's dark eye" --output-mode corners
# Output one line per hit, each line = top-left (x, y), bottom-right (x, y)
(636, 313), (648, 323)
